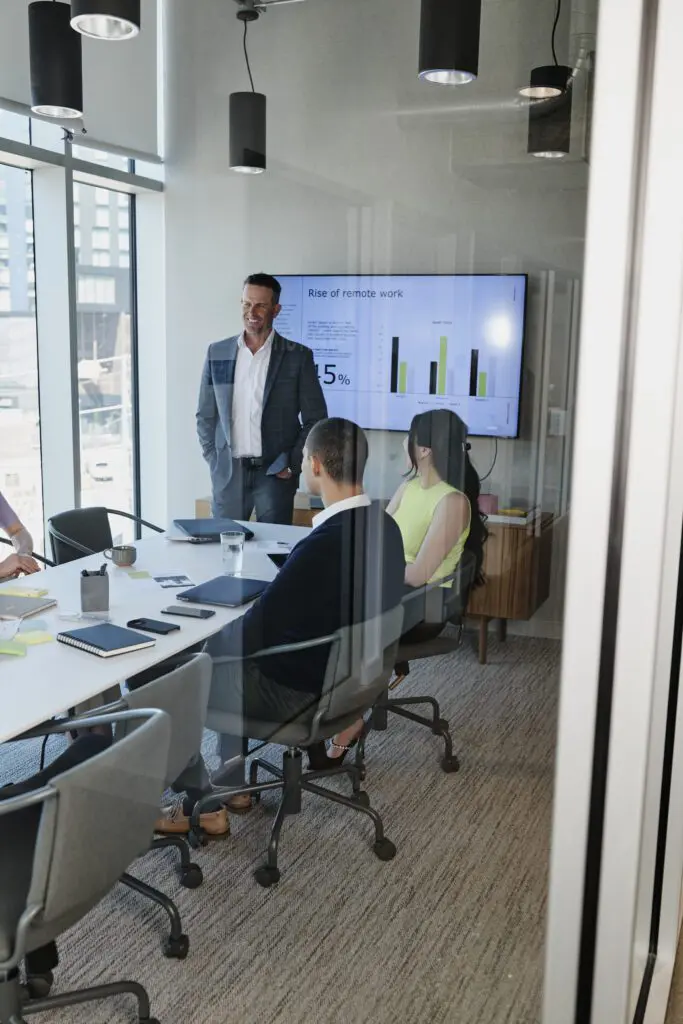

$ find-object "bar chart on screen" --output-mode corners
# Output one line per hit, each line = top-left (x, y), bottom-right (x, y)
(277, 274), (526, 437)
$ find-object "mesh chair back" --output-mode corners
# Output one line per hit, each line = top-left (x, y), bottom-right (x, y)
(404, 550), (478, 630)
(321, 604), (404, 723)
(48, 507), (113, 563)
(24, 709), (170, 939)
(122, 652), (212, 785)
(440, 549), (478, 622)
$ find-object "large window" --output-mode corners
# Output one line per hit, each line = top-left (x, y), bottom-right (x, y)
(0, 165), (43, 553)
(74, 183), (135, 536)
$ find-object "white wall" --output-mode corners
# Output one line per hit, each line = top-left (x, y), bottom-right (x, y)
(153, 0), (589, 637)
(0, 0), (160, 156)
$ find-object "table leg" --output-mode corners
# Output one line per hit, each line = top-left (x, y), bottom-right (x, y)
(497, 618), (508, 643)
(478, 617), (489, 665)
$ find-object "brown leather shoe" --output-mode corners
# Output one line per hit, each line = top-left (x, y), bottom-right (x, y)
(154, 805), (229, 837)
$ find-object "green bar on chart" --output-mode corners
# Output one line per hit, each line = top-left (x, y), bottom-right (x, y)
(399, 362), (408, 394)
(478, 371), (487, 397)
(438, 337), (447, 395)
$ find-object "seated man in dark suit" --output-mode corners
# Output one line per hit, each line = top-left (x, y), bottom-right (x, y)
(155, 417), (405, 835)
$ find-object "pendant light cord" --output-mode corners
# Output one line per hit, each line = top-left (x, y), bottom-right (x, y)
(551, 0), (561, 65)
(243, 19), (256, 93)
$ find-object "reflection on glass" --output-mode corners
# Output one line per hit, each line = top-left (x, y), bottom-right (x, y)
(74, 183), (134, 541)
(0, 166), (43, 554)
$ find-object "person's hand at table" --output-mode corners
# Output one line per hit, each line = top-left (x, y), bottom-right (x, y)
(0, 553), (41, 578)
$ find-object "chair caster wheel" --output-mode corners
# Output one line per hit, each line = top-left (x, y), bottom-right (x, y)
(180, 863), (203, 889)
(163, 934), (190, 960)
(433, 718), (449, 734)
(373, 838), (396, 861)
(187, 828), (207, 849)
(352, 791), (371, 808)
(254, 865), (281, 888)
(441, 755), (460, 773)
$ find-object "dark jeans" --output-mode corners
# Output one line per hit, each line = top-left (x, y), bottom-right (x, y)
(1, 734), (111, 976)
(212, 458), (297, 525)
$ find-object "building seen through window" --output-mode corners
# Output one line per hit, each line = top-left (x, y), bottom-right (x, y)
(0, 165), (42, 553)
(75, 183), (135, 541)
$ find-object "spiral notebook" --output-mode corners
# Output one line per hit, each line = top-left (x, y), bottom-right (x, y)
(56, 623), (156, 658)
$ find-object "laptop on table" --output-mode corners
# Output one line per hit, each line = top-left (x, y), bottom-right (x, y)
(177, 575), (268, 608)
(172, 518), (254, 543)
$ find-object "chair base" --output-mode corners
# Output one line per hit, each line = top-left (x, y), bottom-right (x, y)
(119, 874), (189, 959)
(151, 834), (204, 889)
(1, 972), (157, 1024)
(190, 748), (396, 887)
(372, 692), (460, 773)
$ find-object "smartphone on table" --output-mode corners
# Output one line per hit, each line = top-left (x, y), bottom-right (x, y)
(161, 605), (216, 619)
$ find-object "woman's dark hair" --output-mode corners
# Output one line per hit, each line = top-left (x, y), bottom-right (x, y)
(407, 409), (488, 585)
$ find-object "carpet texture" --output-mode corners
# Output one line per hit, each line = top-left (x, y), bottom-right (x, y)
(0, 635), (559, 1024)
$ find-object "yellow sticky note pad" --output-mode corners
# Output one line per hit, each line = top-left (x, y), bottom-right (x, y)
(0, 587), (49, 598)
(0, 641), (27, 657)
(17, 631), (54, 647)
(128, 571), (151, 579)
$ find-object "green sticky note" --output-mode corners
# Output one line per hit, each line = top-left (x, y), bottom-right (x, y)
(17, 631), (54, 647)
(0, 641), (27, 657)
(128, 570), (151, 579)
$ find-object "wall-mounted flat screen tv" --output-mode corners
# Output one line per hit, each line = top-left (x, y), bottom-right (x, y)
(276, 274), (527, 438)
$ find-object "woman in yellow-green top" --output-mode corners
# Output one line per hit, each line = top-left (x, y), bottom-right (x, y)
(388, 409), (486, 592)
(324, 409), (488, 764)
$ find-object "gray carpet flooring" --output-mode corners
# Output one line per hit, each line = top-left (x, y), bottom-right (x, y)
(0, 635), (559, 1024)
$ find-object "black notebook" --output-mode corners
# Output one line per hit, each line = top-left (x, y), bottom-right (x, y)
(56, 623), (157, 658)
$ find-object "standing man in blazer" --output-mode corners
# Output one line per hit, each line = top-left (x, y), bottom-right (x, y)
(196, 273), (327, 524)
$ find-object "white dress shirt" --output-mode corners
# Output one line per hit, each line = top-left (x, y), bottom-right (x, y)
(311, 493), (371, 529)
(231, 331), (274, 458)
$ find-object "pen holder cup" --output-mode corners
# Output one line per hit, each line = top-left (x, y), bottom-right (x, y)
(81, 572), (109, 613)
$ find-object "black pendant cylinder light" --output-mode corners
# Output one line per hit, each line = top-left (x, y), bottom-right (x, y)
(70, 0), (140, 40)
(520, 0), (569, 99)
(230, 92), (266, 174)
(29, 1), (83, 119)
(528, 88), (573, 158)
(520, 63), (570, 99)
(230, 11), (266, 174)
(418, 0), (482, 85)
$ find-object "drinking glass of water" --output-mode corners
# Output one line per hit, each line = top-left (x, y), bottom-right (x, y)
(220, 531), (244, 575)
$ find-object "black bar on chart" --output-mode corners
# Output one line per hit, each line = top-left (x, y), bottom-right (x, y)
(469, 349), (479, 397)
(390, 337), (399, 393)
(429, 361), (438, 395)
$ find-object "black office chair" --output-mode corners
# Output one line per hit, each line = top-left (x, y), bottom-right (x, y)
(0, 537), (54, 567)
(371, 553), (477, 773)
(191, 606), (404, 888)
(47, 507), (164, 564)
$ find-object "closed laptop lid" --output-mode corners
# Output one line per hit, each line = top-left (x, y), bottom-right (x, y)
(177, 575), (268, 607)
(173, 518), (254, 541)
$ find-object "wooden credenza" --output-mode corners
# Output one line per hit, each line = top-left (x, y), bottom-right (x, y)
(467, 514), (554, 663)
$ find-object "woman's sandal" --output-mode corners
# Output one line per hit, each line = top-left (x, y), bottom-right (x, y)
(306, 725), (365, 770)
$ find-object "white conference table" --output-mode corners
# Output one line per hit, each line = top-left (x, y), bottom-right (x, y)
(0, 521), (309, 745)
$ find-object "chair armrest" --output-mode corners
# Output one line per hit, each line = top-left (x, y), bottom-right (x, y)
(47, 523), (95, 557)
(105, 509), (165, 534)
(14, 700), (132, 742)
(211, 633), (339, 666)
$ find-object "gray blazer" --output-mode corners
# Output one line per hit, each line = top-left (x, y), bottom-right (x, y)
(196, 332), (327, 483)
